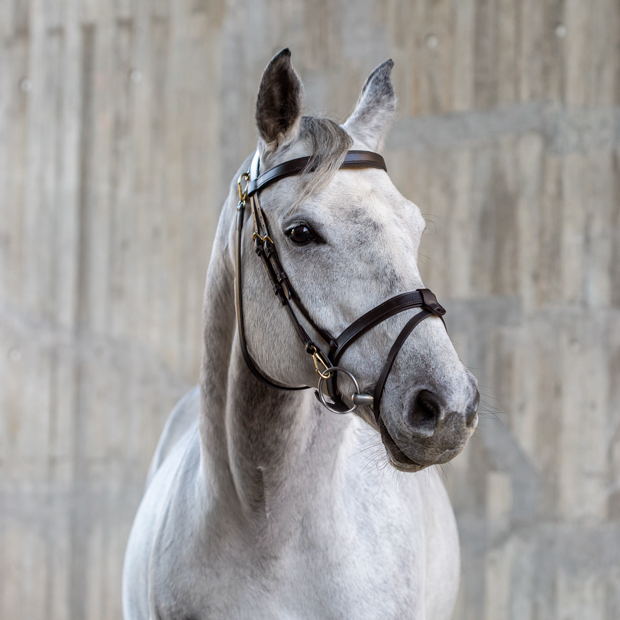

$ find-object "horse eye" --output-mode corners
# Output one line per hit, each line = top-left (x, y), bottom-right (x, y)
(287, 224), (315, 245)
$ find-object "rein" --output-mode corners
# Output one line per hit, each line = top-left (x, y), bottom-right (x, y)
(235, 150), (446, 423)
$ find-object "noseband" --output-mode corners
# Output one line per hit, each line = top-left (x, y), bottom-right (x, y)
(235, 150), (446, 424)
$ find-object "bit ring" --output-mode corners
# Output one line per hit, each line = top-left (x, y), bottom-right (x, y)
(317, 367), (361, 414)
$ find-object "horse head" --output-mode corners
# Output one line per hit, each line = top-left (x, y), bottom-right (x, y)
(234, 49), (479, 472)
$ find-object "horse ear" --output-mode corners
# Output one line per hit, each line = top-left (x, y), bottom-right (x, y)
(343, 60), (396, 152)
(255, 48), (304, 153)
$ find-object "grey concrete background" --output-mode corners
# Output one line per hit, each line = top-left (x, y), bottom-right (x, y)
(1, 0), (619, 618)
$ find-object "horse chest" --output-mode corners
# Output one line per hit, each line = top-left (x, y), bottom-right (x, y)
(149, 492), (429, 620)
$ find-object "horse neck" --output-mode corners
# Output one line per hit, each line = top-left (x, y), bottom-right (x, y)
(198, 237), (353, 537)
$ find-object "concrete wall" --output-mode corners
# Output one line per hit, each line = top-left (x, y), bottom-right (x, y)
(1, 0), (619, 618)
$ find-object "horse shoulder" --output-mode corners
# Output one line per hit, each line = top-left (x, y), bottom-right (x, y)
(123, 420), (202, 620)
(145, 386), (201, 489)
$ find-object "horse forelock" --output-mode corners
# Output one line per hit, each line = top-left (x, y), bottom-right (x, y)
(294, 116), (353, 205)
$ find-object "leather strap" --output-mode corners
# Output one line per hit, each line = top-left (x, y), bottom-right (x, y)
(249, 193), (335, 346)
(372, 309), (431, 424)
(235, 200), (305, 390)
(323, 289), (446, 412)
(330, 291), (426, 362)
(247, 150), (386, 196)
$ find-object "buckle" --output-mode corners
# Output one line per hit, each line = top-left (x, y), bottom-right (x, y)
(237, 172), (250, 205)
(309, 345), (332, 379)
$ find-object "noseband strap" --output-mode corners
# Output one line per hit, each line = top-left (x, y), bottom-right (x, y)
(325, 289), (446, 418)
(234, 149), (447, 424)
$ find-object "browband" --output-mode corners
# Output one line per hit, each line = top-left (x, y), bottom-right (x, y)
(247, 150), (387, 196)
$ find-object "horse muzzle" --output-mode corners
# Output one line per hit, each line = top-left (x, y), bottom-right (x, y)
(379, 382), (480, 471)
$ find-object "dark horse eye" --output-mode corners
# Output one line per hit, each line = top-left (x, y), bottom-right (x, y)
(287, 224), (315, 245)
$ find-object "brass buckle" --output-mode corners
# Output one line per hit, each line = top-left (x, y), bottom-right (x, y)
(252, 231), (274, 245)
(309, 346), (332, 380)
(237, 172), (250, 206)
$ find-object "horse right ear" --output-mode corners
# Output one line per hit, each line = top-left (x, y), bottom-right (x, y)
(255, 48), (304, 153)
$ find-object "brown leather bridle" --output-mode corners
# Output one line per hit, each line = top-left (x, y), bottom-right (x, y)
(235, 149), (447, 422)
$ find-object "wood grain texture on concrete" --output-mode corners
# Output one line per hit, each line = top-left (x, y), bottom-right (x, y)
(1, 1), (619, 618)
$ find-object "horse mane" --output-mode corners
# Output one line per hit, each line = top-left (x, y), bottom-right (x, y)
(295, 116), (354, 204)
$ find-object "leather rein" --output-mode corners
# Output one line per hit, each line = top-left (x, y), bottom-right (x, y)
(235, 149), (447, 423)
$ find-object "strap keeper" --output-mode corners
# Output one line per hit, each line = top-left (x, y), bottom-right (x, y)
(419, 288), (446, 316)
(280, 280), (292, 299)
(273, 284), (287, 304)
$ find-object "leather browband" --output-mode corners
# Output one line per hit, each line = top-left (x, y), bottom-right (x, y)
(247, 150), (387, 196)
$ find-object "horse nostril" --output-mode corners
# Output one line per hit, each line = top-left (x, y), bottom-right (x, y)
(407, 390), (442, 437)
(465, 389), (480, 427)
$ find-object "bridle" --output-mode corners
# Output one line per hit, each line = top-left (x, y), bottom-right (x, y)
(235, 149), (447, 424)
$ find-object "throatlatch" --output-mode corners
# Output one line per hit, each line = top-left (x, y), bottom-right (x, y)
(234, 150), (447, 424)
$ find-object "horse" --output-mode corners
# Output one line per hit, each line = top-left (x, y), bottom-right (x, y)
(123, 49), (479, 620)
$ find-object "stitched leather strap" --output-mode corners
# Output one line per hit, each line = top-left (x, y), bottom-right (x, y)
(235, 201), (305, 390)
(247, 150), (387, 196)
(323, 289), (446, 412)
(372, 309), (432, 423)
(330, 291), (424, 362)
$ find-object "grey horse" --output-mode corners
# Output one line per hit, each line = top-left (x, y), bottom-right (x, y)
(123, 49), (479, 620)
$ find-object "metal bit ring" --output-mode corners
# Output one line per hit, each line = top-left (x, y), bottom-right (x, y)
(317, 367), (361, 414)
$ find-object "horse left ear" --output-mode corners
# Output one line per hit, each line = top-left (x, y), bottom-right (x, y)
(255, 48), (304, 154)
(343, 60), (396, 153)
